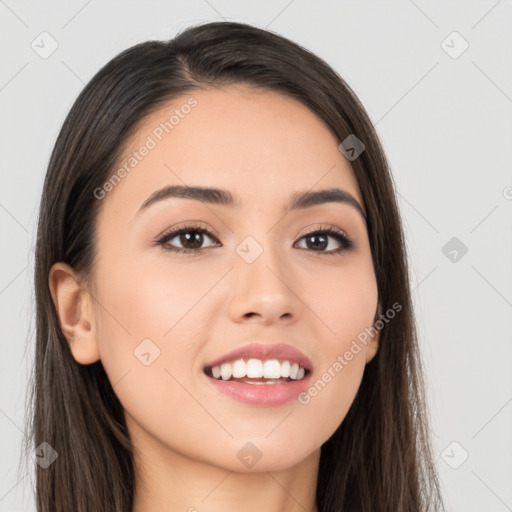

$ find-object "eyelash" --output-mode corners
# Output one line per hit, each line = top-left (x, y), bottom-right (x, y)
(155, 222), (354, 257)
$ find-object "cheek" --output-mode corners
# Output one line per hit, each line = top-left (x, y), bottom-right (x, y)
(290, 259), (376, 432)
(92, 252), (213, 412)
(297, 350), (366, 446)
(95, 248), (220, 342)
(92, 263), (203, 441)
(305, 258), (378, 345)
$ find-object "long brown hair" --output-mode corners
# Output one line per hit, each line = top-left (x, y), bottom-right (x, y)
(23, 20), (445, 511)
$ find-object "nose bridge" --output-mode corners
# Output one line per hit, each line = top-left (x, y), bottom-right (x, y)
(232, 203), (283, 275)
(237, 232), (289, 291)
(227, 231), (299, 322)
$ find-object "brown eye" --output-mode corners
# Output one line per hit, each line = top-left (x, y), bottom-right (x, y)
(294, 226), (354, 255)
(157, 225), (220, 254)
(156, 223), (354, 256)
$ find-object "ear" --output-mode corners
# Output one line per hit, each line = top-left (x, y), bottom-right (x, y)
(365, 301), (381, 364)
(48, 262), (100, 365)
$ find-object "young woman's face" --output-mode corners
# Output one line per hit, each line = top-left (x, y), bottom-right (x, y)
(88, 85), (379, 472)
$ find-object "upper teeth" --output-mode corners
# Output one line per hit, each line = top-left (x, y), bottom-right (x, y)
(210, 359), (307, 381)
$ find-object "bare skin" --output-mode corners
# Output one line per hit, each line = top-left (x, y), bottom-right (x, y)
(49, 84), (380, 512)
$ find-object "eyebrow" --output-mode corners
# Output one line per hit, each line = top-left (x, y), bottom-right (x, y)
(137, 185), (366, 220)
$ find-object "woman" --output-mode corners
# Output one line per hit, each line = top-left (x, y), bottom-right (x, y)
(25, 20), (445, 512)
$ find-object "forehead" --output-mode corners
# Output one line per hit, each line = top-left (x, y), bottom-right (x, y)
(104, 85), (362, 216)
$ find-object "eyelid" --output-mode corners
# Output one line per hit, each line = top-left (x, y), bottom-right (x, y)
(157, 221), (350, 242)
(295, 222), (349, 240)
(157, 220), (219, 240)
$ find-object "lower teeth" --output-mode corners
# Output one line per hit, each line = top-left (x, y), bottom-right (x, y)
(244, 379), (285, 385)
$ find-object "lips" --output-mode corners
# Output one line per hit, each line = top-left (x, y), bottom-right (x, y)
(203, 342), (313, 372)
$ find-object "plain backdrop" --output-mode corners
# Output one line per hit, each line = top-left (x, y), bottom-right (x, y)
(1, 1), (511, 511)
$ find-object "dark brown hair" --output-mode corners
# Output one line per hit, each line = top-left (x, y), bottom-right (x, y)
(24, 20), (445, 511)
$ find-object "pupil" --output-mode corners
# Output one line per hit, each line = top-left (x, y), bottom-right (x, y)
(307, 234), (327, 250)
(181, 231), (203, 249)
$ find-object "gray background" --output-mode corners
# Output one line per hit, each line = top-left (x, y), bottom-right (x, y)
(1, 1), (511, 510)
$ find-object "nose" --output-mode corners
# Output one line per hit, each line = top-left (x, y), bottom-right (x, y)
(227, 242), (301, 326)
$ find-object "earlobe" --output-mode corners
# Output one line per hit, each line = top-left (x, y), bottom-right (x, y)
(48, 262), (101, 365)
(365, 335), (379, 363)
